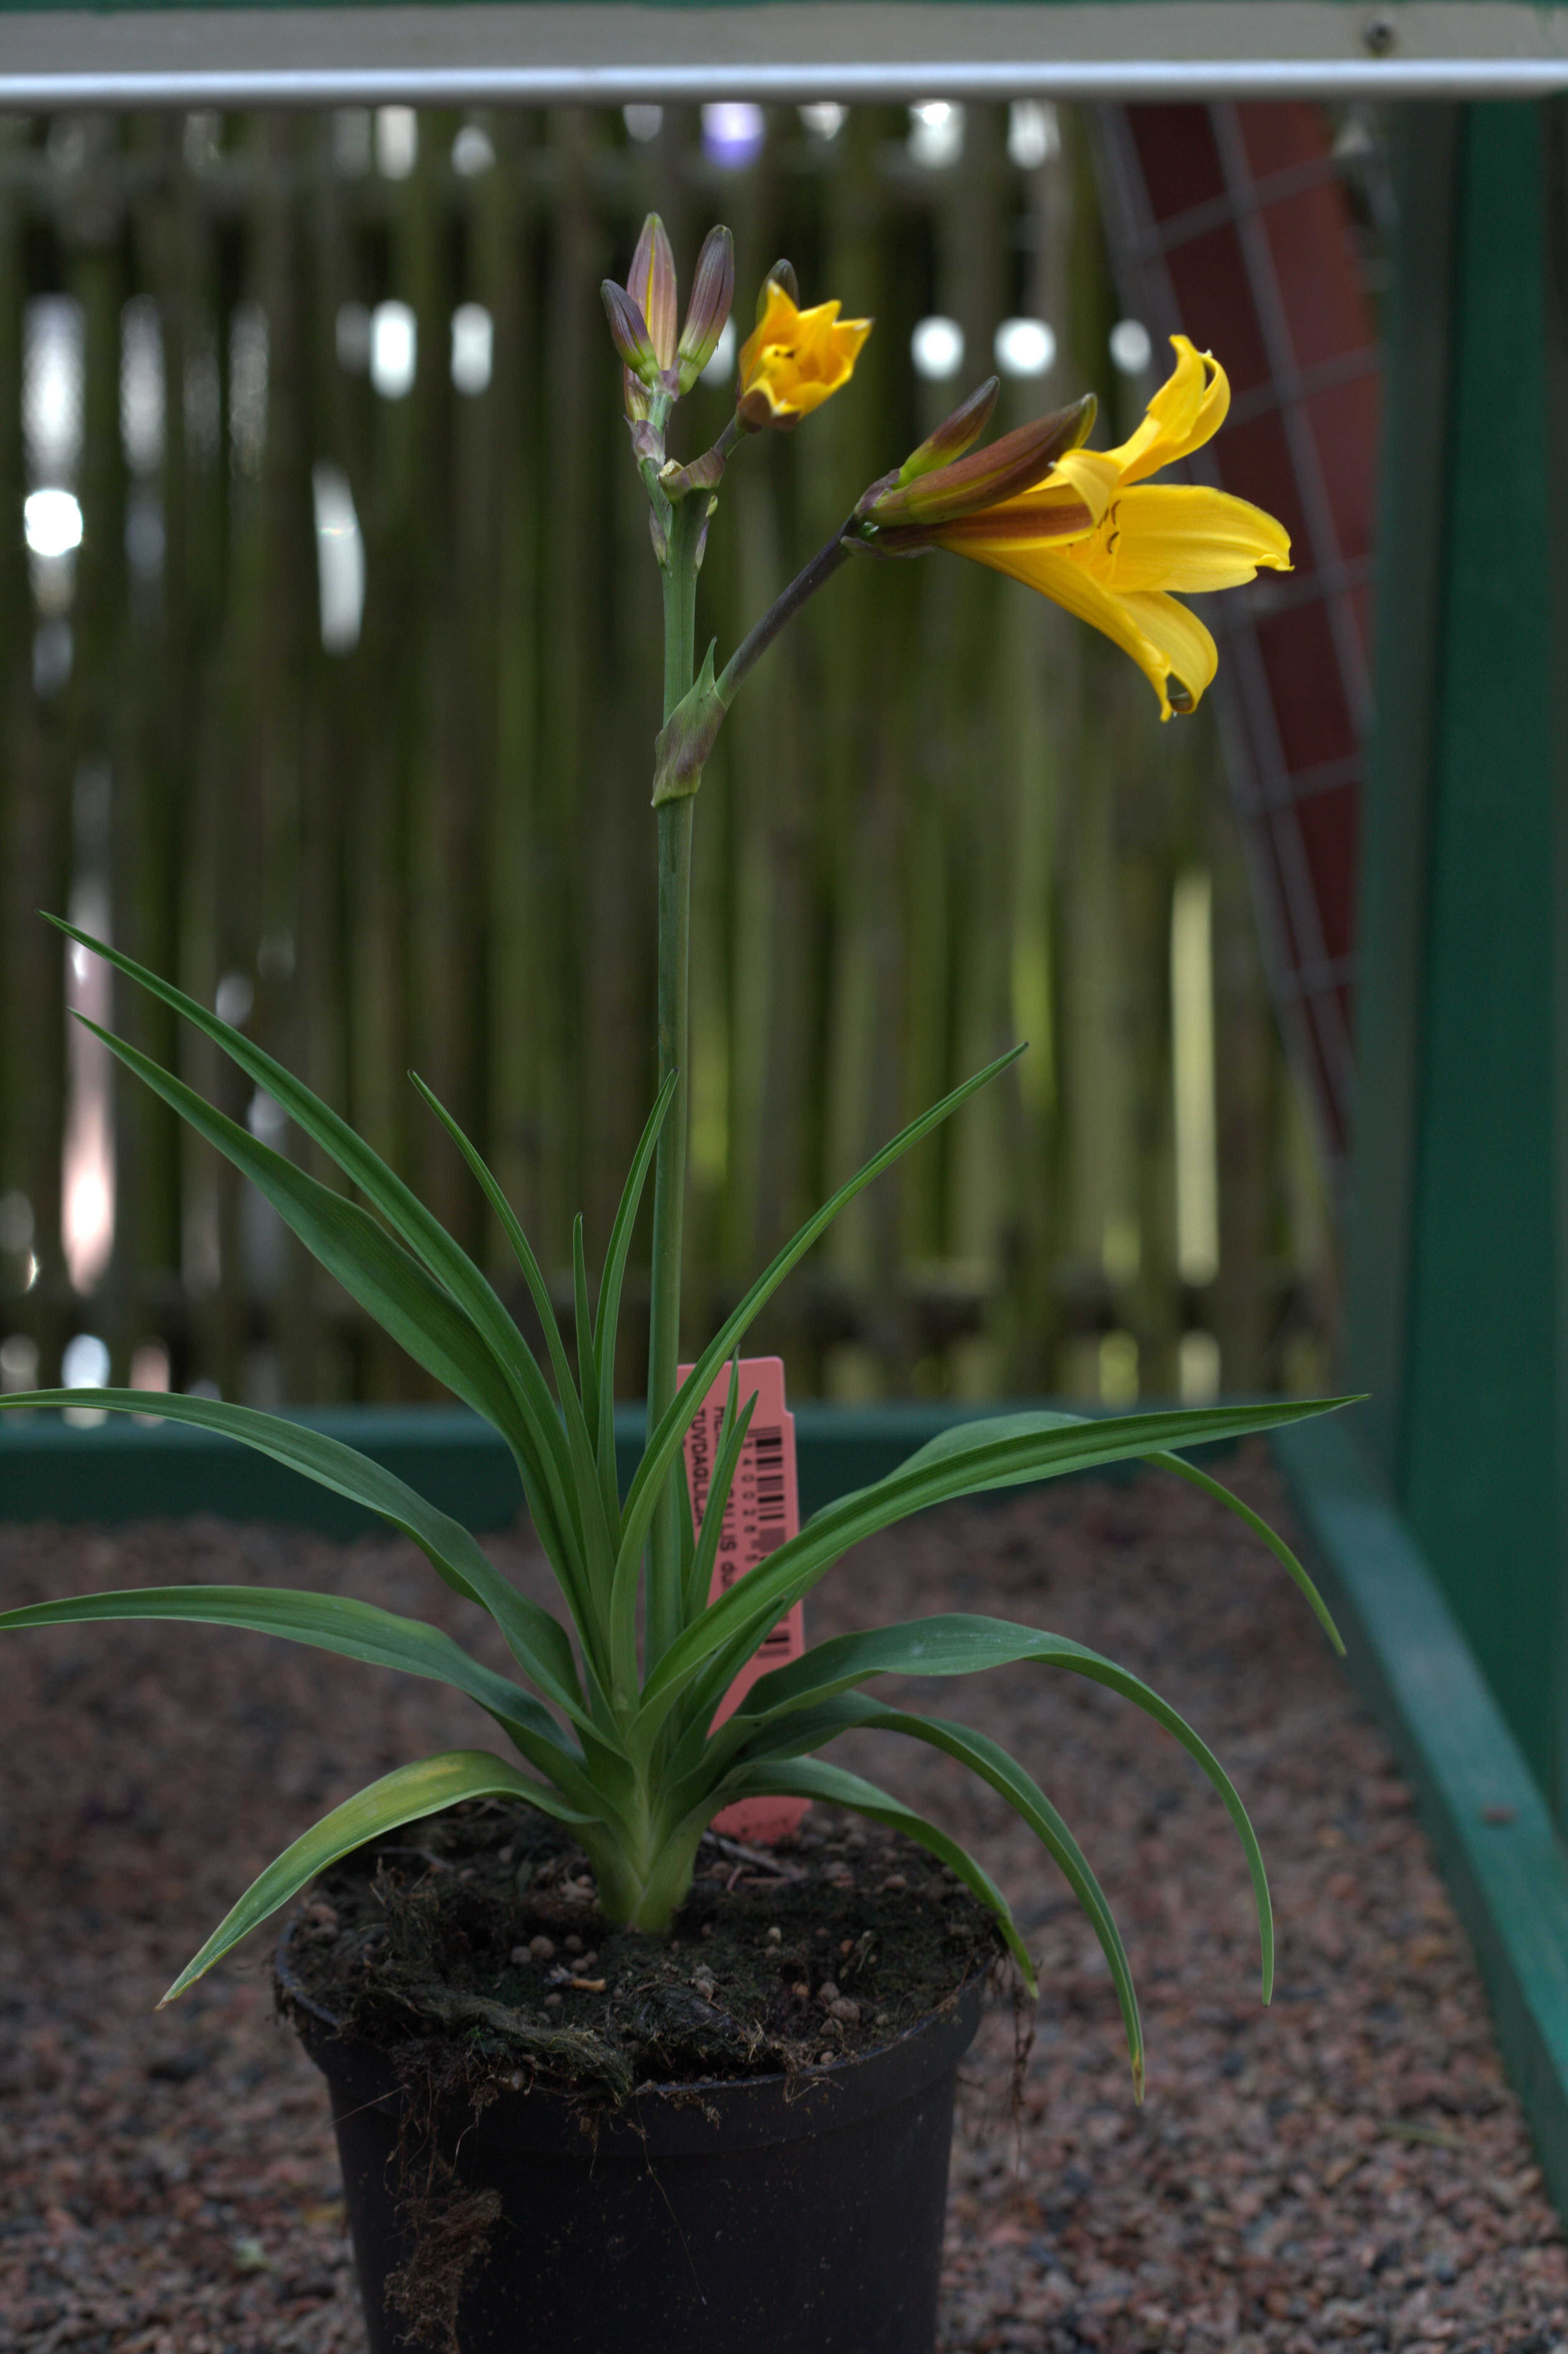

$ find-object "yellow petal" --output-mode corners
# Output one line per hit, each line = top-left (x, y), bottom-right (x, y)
(938, 539), (1183, 717)
(1025, 447), (1119, 524)
(737, 279), (800, 384)
(1091, 484), (1291, 594)
(737, 286), (872, 419)
(1117, 590), (1219, 710)
(1100, 336), (1230, 486)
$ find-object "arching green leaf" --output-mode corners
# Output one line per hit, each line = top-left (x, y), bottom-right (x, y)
(161, 1750), (594, 2003)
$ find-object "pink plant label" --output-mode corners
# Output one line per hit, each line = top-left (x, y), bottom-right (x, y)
(679, 1355), (808, 1844)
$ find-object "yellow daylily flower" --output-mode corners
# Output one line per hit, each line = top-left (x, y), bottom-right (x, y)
(920, 337), (1290, 718)
(737, 280), (872, 428)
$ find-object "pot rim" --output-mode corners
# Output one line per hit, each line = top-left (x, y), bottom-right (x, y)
(274, 1909), (994, 2107)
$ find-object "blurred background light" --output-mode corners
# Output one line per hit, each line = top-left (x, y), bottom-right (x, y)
(371, 302), (417, 399)
(1110, 317), (1154, 374)
(311, 464), (365, 653)
(911, 316), (964, 381)
(701, 102), (765, 168)
(908, 101), (964, 167)
(995, 318), (1056, 379)
(1007, 100), (1060, 168)
(451, 303), (494, 395)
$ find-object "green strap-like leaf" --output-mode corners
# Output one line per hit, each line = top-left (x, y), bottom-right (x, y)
(162, 1750), (594, 2003)
(594, 1077), (677, 1525)
(612, 1047), (1026, 1609)
(0, 1582), (604, 1802)
(734, 1692), (1144, 2090)
(723, 1607), (1273, 1999)
(640, 1398), (1347, 1737)
(572, 1213), (596, 1424)
(0, 1389), (601, 1742)
(684, 1368), (755, 1628)
(409, 1073), (619, 1644)
(73, 1007), (583, 1597)
(1148, 1451), (1343, 1652)
(715, 1754), (1035, 1988)
(80, 1020), (520, 1444)
(54, 919), (581, 1556)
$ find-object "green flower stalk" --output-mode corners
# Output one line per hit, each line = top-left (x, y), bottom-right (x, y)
(0, 219), (1347, 2096)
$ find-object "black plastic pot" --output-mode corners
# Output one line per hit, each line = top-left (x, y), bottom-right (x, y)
(278, 1927), (983, 2354)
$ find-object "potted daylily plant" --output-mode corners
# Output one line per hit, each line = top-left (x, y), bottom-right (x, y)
(1, 216), (1334, 2354)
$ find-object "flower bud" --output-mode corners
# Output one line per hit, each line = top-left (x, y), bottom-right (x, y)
(652, 642), (728, 804)
(677, 226), (735, 393)
(658, 447), (726, 499)
(755, 259), (799, 320)
(867, 394), (1096, 529)
(628, 213), (679, 371)
(896, 377), (1000, 487)
(602, 281), (657, 380)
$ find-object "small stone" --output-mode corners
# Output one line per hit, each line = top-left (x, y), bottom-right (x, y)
(881, 1874), (907, 1892)
(701, 1922), (714, 1939)
(767, 1927), (783, 1945)
(528, 1935), (555, 1961)
(828, 1996), (861, 2024)
(839, 1937), (854, 1956)
(303, 1901), (338, 1935)
(579, 1950), (597, 1971)
(793, 1982), (811, 1999)
(818, 1980), (840, 2006)
(543, 1992), (562, 2009)
(563, 1932), (584, 1954)
(814, 1926), (829, 1941)
(498, 1846), (514, 1865)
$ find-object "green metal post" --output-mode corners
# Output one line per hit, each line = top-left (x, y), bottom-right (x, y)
(1347, 102), (1568, 1811)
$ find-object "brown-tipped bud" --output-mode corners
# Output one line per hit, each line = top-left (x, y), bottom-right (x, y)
(756, 258), (799, 321)
(628, 213), (679, 371)
(867, 393), (1097, 528)
(896, 377), (1000, 487)
(602, 281), (657, 381)
(676, 226), (735, 393)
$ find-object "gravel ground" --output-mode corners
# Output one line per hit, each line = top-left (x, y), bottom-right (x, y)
(1, 1446), (1565, 2354)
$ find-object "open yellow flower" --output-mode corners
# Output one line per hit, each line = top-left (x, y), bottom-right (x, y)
(872, 337), (1290, 719)
(737, 279), (872, 428)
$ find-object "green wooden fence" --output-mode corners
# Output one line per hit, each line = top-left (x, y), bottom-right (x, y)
(0, 100), (1337, 1409)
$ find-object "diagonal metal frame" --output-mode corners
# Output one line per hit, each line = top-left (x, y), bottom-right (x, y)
(1094, 104), (1388, 1188)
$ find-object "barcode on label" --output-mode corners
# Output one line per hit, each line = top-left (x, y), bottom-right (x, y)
(752, 1427), (787, 1533)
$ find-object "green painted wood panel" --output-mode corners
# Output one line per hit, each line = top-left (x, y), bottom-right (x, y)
(1398, 105), (1563, 1802)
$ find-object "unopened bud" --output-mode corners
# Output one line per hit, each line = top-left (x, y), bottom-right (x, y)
(652, 643), (728, 804)
(897, 377), (1000, 487)
(677, 226), (735, 393)
(602, 281), (657, 380)
(756, 258), (799, 321)
(628, 213), (679, 371)
(867, 393), (1096, 528)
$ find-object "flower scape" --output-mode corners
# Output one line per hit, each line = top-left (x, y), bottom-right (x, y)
(0, 217), (1342, 2100)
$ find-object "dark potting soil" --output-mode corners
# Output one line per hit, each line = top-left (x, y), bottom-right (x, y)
(283, 1802), (1001, 2102)
(4, 1449), (1568, 2353)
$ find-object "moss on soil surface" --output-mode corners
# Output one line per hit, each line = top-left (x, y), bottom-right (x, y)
(285, 1802), (999, 2100)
